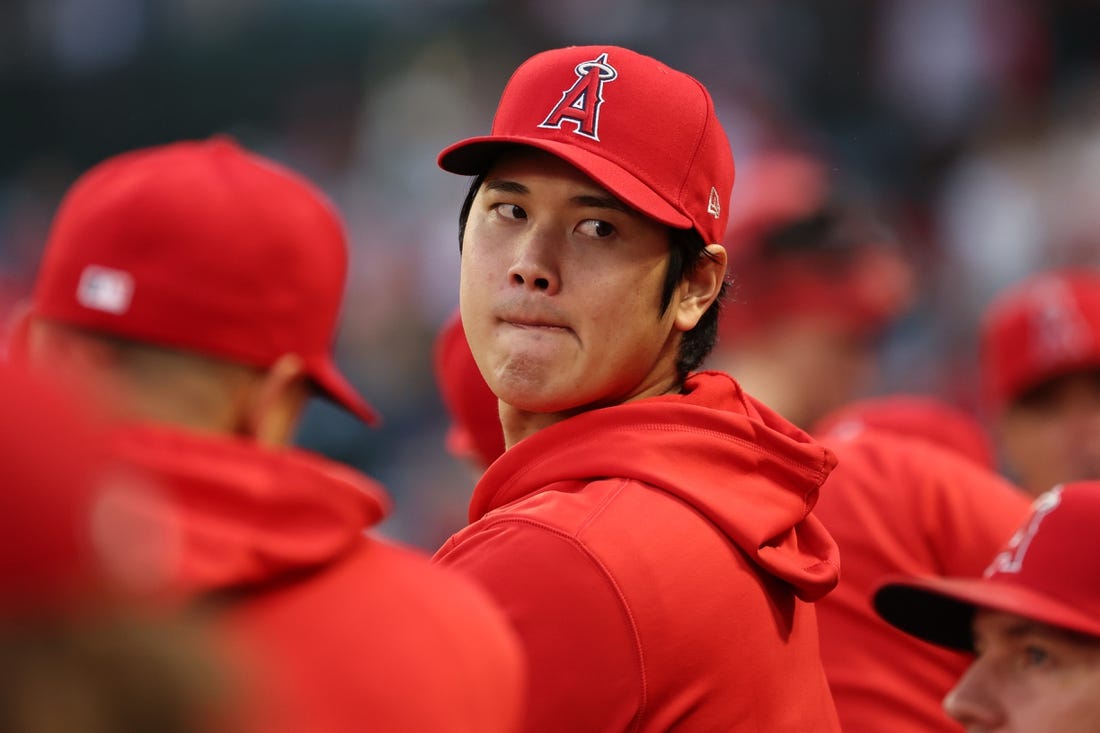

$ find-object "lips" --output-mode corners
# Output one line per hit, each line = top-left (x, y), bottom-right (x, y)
(497, 309), (570, 331)
(506, 317), (568, 330)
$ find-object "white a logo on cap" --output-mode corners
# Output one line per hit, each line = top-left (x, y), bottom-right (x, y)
(77, 265), (134, 315)
(984, 485), (1063, 577)
(539, 52), (618, 142)
(1029, 278), (1094, 366)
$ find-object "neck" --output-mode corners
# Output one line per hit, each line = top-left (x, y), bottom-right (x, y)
(498, 375), (684, 448)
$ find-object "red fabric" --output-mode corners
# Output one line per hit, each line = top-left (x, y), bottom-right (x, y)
(0, 364), (112, 611)
(434, 371), (842, 732)
(812, 430), (1030, 733)
(110, 425), (525, 733)
(812, 394), (996, 470)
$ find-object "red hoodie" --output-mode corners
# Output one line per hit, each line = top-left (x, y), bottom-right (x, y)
(813, 430), (1030, 733)
(110, 424), (525, 733)
(434, 371), (842, 732)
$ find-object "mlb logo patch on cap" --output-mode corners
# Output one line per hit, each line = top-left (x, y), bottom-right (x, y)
(77, 266), (134, 315)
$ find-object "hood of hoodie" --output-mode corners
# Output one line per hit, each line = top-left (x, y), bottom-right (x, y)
(107, 424), (390, 596)
(470, 371), (839, 601)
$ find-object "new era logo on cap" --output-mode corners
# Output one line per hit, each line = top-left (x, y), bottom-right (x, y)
(77, 266), (134, 315)
(707, 187), (722, 220)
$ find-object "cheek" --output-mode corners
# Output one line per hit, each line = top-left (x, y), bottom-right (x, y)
(1016, 681), (1100, 731)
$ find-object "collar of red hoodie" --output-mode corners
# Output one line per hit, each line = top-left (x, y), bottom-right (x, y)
(471, 370), (840, 601)
(108, 424), (390, 595)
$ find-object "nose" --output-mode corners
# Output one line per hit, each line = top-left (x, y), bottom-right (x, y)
(943, 659), (1003, 730)
(507, 228), (561, 294)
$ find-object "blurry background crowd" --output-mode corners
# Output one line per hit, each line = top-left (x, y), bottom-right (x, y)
(2, 0), (1099, 549)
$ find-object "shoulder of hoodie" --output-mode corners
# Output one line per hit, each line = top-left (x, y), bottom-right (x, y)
(231, 530), (524, 661)
(436, 471), (756, 589)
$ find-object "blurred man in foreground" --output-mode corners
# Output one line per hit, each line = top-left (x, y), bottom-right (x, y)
(12, 137), (524, 732)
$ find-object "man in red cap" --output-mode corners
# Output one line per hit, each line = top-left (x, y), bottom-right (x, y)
(980, 268), (1100, 496)
(433, 45), (842, 732)
(875, 481), (1100, 731)
(810, 396), (1029, 733)
(706, 149), (915, 429)
(11, 138), (524, 732)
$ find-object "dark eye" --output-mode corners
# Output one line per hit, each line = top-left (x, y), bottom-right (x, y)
(579, 219), (615, 238)
(493, 203), (527, 220)
(1022, 645), (1050, 668)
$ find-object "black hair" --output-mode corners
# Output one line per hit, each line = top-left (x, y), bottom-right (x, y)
(457, 172), (724, 382)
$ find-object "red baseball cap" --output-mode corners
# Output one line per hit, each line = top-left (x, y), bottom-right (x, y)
(30, 137), (377, 424)
(438, 45), (735, 246)
(717, 150), (914, 341)
(980, 268), (1100, 413)
(432, 309), (505, 469)
(812, 394), (995, 470)
(873, 481), (1100, 651)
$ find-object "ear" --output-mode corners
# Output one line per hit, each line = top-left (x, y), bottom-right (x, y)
(672, 243), (727, 332)
(239, 354), (310, 447)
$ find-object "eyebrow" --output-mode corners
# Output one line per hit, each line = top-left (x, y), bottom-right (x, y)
(482, 179), (636, 215)
(986, 618), (1099, 646)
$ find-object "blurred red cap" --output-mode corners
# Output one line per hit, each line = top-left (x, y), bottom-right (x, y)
(31, 137), (377, 425)
(719, 151), (913, 342)
(433, 310), (505, 470)
(980, 268), (1100, 412)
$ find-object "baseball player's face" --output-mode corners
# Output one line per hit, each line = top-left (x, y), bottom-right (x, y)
(944, 609), (1100, 732)
(459, 148), (706, 437)
(998, 371), (1100, 496)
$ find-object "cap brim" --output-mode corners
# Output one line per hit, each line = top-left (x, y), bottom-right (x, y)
(438, 136), (693, 232)
(310, 357), (380, 426)
(874, 575), (1100, 651)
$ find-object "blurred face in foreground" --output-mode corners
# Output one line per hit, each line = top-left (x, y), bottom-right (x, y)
(459, 148), (721, 443)
(998, 371), (1100, 496)
(944, 609), (1100, 732)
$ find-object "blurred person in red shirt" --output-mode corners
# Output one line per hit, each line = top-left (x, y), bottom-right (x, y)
(9, 138), (524, 733)
(706, 149), (915, 429)
(810, 395), (1030, 732)
(0, 362), (239, 733)
(980, 268), (1100, 496)
(876, 480), (1100, 732)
